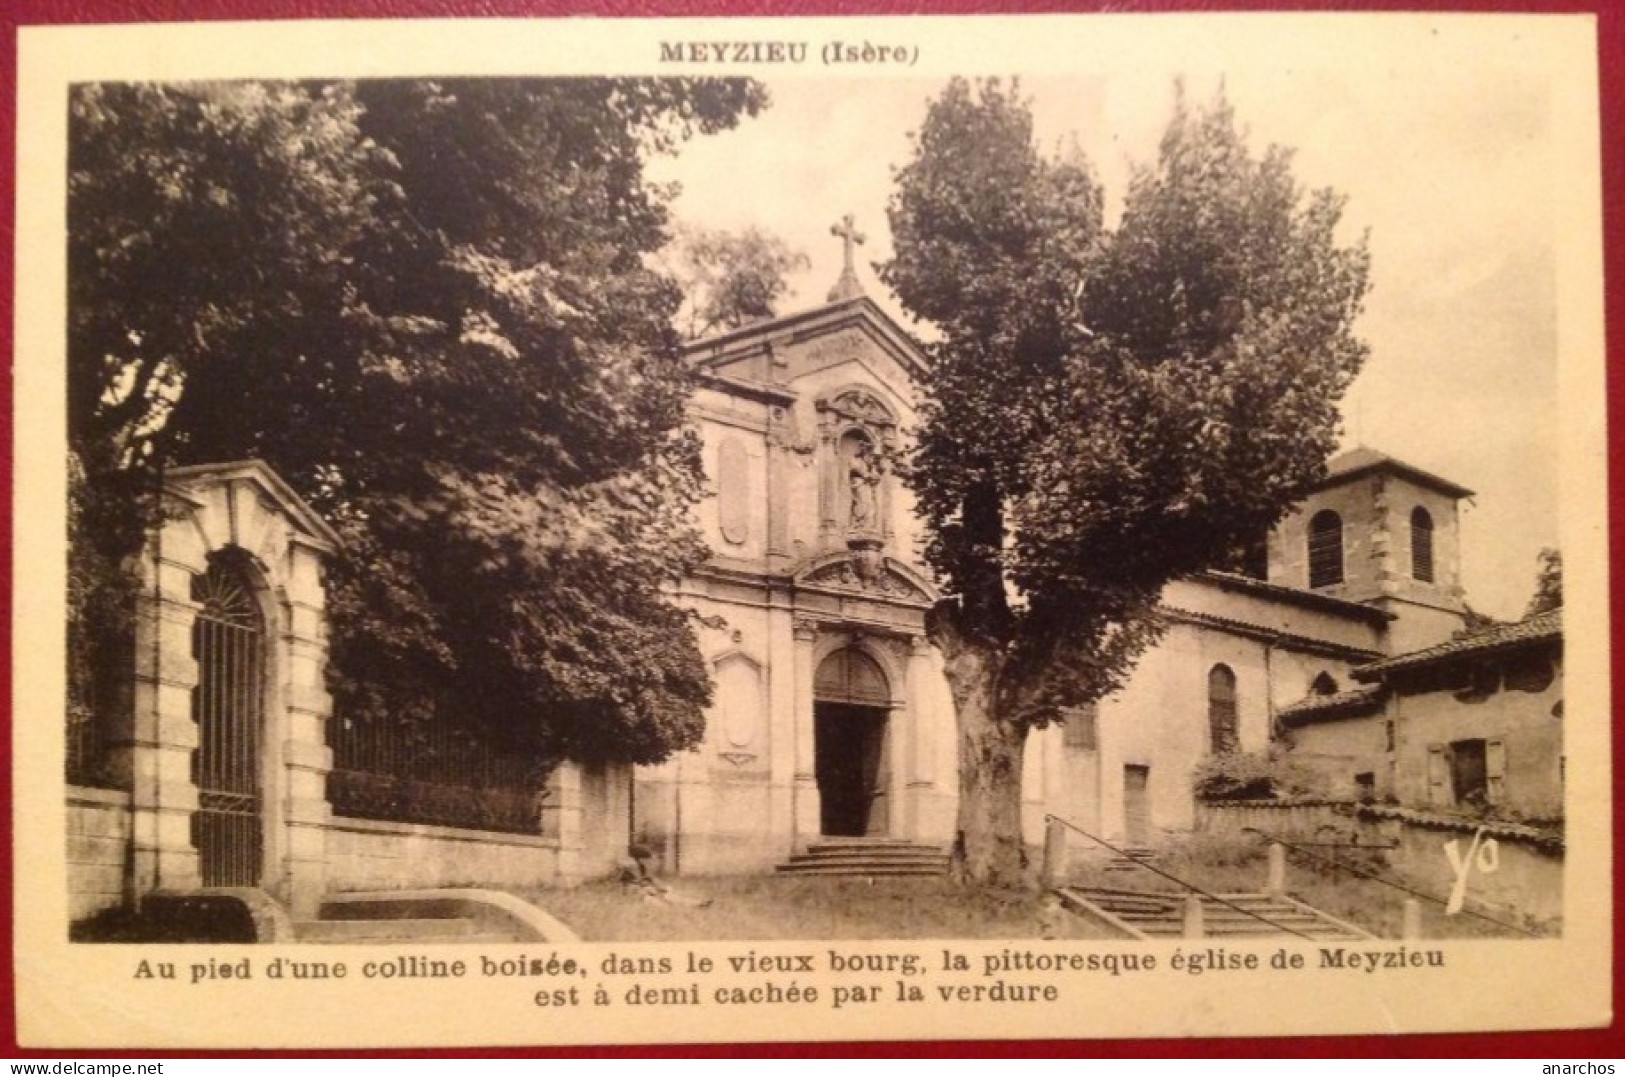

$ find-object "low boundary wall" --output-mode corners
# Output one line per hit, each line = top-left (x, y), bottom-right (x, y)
(1195, 799), (1563, 929)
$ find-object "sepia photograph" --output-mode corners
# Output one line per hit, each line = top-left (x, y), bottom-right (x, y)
(11, 10), (1612, 1051)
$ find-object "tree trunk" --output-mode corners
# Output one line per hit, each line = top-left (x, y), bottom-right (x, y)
(934, 612), (1031, 888)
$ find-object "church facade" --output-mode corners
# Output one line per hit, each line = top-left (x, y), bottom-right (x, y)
(634, 255), (1479, 875)
(632, 288), (961, 874)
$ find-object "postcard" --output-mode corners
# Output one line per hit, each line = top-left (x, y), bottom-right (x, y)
(12, 11), (1611, 1050)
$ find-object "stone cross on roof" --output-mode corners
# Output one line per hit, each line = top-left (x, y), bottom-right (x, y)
(827, 213), (867, 302)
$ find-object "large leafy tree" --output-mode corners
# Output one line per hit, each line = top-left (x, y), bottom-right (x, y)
(883, 80), (1370, 885)
(69, 77), (767, 773)
(665, 224), (809, 339)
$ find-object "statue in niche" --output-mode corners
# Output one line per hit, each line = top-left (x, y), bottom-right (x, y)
(846, 436), (881, 532)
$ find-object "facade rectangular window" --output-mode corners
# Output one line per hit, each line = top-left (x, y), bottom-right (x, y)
(1355, 772), (1376, 802)
(1208, 665), (1239, 754)
(1449, 738), (1487, 805)
(1062, 702), (1098, 750)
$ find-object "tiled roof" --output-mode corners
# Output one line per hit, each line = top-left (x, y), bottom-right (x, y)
(1354, 803), (1563, 851)
(1160, 607), (1386, 662)
(1196, 570), (1396, 624)
(1276, 684), (1386, 727)
(1353, 608), (1563, 682)
(1312, 446), (1475, 499)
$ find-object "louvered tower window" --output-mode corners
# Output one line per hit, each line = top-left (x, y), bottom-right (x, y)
(1411, 506), (1435, 582)
(1308, 510), (1343, 588)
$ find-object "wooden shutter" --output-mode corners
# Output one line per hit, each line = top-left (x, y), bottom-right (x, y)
(1427, 744), (1448, 806)
(1485, 738), (1506, 805)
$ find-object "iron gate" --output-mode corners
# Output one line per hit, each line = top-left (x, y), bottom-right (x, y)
(190, 558), (265, 886)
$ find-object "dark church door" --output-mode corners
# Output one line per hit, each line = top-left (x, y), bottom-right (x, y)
(813, 647), (892, 837)
(815, 703), (889, 836)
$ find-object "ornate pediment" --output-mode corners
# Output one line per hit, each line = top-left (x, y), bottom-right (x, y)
(795, 552), (937, 605)
(816, 385), (897, 430)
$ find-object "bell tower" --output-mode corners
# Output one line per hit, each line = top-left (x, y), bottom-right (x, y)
(1269, 447), (1471, 653)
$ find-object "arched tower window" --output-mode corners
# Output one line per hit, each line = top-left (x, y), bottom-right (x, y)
(1208, 664), (1239, 755)
(1411, 506), (1435, 583)
(1311, 671), (1340, 696)
(1308, 510), (1344, 589)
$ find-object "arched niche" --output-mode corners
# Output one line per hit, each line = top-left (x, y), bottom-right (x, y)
(716, 436), (752, 546)
(814, 386), (899, 545)
(712, 650), (765, 750)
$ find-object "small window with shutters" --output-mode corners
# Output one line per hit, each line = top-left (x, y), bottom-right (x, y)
(1355, 772), (1376, 803)
(1448, 738), (1488, 805)
(1431, 738), (1505, 808)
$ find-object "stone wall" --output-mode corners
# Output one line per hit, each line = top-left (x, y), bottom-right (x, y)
(68, 759), (625, 924)
(67, 785), (131, 920)
(1195, 800), (1563, 930)
(1192, 799), (1357, 841)
(324, 761), (628, 892)
(324, 817), (566, 893)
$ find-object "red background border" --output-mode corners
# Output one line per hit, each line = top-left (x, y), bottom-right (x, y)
(2, 0), (1619, 1059)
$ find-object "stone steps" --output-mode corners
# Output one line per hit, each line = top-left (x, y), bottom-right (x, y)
(1101, 848), (1159, 873)
(1058, 886), (1372, 941)
(776, 839), (949, 877)
(295, 917), (513, 944)
(292, 888), (579, 944)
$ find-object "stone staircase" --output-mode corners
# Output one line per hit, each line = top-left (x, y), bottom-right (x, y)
(1101, 848), (1159, 874)
(776, 837), (950, 878)
(1057, 885), (1372, 941)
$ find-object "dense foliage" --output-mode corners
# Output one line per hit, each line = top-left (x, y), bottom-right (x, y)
(666, 224), (809, 338)
(69, 78), (767, 771)
(1190, 749), (1331, 803)
(1525, 547), (1563, 617)
(882, 79), (1370, 883)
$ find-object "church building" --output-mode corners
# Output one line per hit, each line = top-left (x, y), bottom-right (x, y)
(631, 223), (1477, 874)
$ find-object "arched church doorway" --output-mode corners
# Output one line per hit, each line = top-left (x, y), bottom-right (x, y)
(190, 553), (267, 886)
(813, 647), (892, 837)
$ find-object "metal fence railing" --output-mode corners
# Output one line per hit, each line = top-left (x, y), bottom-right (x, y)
(1044, 812), (1316, 940)
(66, 701), (123, 790)
(328, 714), (552, 836)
